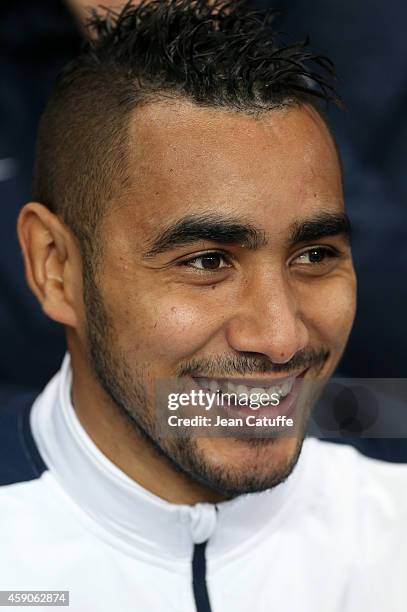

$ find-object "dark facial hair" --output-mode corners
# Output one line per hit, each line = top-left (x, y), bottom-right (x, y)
(82, 262), (326, 498)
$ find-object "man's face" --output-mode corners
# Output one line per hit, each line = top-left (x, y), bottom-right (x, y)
(81, 100), (356, 497)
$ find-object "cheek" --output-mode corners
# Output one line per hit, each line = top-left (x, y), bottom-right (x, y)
(107, 286), (223, 362)
(148, 301), (214, 360)
(300, 276), (357, 349)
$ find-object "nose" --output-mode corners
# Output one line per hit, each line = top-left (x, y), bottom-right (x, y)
(224, 272), (309, 364)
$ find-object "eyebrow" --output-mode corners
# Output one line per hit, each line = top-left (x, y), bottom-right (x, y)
(142, 210), (351, 258)
(289, 211), (351, 245)
(142, 213), (267, 257)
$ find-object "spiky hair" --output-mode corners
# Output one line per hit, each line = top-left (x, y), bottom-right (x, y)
(84, 0), (337, 108)
(33, 0), (338, 252)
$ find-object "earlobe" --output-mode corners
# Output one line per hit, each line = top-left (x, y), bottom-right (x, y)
(17, 202), (79, 328)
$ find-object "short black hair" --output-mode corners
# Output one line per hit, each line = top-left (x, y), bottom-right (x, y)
(32, 0), (338, 257)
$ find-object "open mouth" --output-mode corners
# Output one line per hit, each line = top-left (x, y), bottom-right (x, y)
(192, 369), (308, 418)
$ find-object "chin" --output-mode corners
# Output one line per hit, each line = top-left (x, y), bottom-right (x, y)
(205, 435), (300, 465)
(189, 435), (303, 496)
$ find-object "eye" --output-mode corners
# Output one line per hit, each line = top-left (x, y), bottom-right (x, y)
(180, 252), (232, 271)
(292, 246), (339, 266)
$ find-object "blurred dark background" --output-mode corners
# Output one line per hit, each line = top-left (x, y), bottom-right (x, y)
(1, 1), (406, 455)
(1, 1), (80, 393)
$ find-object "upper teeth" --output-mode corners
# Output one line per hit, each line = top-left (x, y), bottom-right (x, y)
(199, 378), (295, 398)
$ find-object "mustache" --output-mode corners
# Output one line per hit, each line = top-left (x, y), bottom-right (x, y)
(176, 348), (330, 378)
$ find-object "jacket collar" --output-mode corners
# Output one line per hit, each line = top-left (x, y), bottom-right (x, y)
(30, 354), (312, 562)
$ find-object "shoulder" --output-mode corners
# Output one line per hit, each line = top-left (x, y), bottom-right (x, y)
(304, 437), (407, 505)
(302, 438), (407, 552)
(0, 390), (47, 486)
(305, 437), (407, 495)
(303, 439), (407, 607)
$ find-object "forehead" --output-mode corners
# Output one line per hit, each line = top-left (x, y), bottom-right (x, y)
(114, 99), (343, 237)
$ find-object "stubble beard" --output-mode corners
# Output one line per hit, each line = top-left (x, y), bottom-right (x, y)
(82, 264), (308, 499)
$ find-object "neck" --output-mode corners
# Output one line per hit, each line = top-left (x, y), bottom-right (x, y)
(68, 344), (227, 505)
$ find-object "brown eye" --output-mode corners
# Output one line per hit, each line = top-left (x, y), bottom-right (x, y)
(307, 249), (325, 263)
(199, 254), (222, 269)
(294, 247), (337, 265)
(183, 252), (231, 271)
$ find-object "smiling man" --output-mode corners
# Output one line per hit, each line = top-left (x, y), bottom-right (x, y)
(0, 1), (406, 611)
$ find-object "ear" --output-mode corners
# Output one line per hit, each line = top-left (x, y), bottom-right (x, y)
(17, 202), (80, 328)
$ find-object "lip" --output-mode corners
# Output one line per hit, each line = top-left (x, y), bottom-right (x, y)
(190, 368), (309, 420)
(192, 368), (308, 389)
